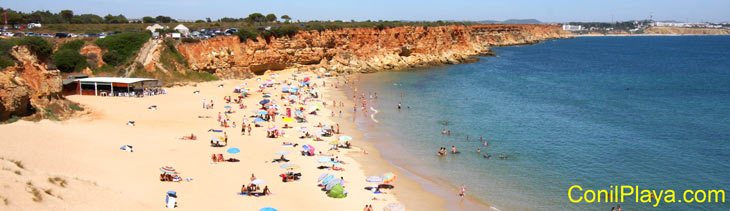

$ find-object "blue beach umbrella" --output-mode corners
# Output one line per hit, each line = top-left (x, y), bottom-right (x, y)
(317, 157), (331, 163)
(227, 147), (240, 154)
(253, 118), (266, 123)
(294, 110), (303, 115)
(259, 99), (270, 105)
(257, 110), (268, 115)
(318, 173), (329, 182)
(260, 207), (277, 211)
(224, 105), (232, 109)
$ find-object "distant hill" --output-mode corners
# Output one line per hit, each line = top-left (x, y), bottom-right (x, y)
(479, 19), (542, 24)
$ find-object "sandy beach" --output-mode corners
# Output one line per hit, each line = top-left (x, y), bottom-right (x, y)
(0, 69), (443, 210)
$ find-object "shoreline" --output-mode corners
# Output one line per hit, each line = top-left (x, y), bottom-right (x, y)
(571, 33), (730, 37)
(325, 74), (494, 211)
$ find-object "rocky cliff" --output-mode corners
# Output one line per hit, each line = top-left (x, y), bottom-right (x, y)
(177, 24), (568, 78)
(0, 46), (79, 121)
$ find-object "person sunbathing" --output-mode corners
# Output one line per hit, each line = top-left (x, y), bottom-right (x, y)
(211, 154), (218, 162)
(217, 154), (225, 162)
(272, 155), (290, 163)
(160, 173), (168, 181)
(182, 133), (197, 140)
(241, 185), (248, 195)
(330, 164), (345, 171)
(263, 186), (271, 195)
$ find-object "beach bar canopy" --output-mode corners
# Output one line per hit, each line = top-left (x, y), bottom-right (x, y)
(72, 77), (160, 96)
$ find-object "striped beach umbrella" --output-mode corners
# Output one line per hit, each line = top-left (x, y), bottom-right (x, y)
(160, 166), (177, 174)
(382, 172), (396, 184)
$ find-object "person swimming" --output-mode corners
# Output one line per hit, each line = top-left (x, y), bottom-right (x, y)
(476, 148), (481, 153)
(442, 129), (447, 135)
(451, 146), (459, 153)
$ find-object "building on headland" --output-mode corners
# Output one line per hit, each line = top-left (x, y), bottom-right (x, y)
(651, 21), (722, 28)
(562, 24), (583, 31)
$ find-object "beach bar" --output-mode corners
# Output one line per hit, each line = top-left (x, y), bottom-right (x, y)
(63, 77), (161, 97)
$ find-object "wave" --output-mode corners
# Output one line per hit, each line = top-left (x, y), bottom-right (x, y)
(370, 107), (379, 123)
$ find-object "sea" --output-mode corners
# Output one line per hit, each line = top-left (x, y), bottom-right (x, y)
(348, 36), (730, 210)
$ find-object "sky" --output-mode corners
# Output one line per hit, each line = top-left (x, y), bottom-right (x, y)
(3, 0), (730, 23)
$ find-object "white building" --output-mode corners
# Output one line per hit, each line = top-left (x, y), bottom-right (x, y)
(562, 24), (583, 31)
(173, 24), (190, 36)
(27, 23), (42, 28)
(145, 24), (167, 32)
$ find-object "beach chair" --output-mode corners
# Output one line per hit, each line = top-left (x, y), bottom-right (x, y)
(165, 191), (177, 208)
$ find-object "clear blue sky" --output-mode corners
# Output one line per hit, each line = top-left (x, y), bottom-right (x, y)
(4, 0), (730, 22)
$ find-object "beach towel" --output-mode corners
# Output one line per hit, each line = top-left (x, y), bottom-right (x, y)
(209, 129), (223, 133)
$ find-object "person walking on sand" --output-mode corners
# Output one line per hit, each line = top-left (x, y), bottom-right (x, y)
(459, 184), (466, 198)
(248, 124), (252, 136)
(202, 98), (206, 109)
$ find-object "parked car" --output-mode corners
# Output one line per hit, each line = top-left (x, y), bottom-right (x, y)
(55, 32), (69, 38)
(41, 33), (53, 38)
(25, 32), (35, 36)
(13, 33), (25, 37)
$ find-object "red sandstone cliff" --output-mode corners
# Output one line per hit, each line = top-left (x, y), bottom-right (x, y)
(177, 24), (568, 78)
(0, 46), (79, 121)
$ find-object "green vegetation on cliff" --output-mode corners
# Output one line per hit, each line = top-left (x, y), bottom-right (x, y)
(94, 32), (151, 66)
(52, 39), (88, 73)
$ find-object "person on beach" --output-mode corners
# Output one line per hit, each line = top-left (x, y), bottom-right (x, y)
(210, 100), (214, 109)
(241, 126), (246, 135)
(451, 146), (457, 153)
(447, 130), (451, 135)
(263, 186), (271, 195)
(248, 124), (252, 136)
(217, 112), (222, 122)
(397, 103), (401, 110)
(442, 129), (447, 135)
(484, 153), (491, 159)
(339, 111), (342, 118)
(202, 99), (206, 109)
(483, 141), (488, 147)
(250, 174), (256, 182)
(480, 137), (483, 142)
(459, 184), (466, 198)
(477, 148), (481, 153)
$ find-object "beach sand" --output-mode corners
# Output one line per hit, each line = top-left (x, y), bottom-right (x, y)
(0, 69), (443, 210)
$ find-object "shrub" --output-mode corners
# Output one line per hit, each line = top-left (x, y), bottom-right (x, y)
(58, 39), (85, 51)
(101, 50), (123, 66)
(17, 36), (52, 59)
(52, 49), (87, 73)
(94, 32), (151, 66)
(69, 104), (84, 111)
(236, 29), (259, 42)
(181, 37), (199, 43)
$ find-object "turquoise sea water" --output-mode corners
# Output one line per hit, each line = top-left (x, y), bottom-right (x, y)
(351, 36), (730, 210)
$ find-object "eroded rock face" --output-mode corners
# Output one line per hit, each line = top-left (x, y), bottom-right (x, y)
(177, 24), (568, 78)
(79, 44), (105, 68)
(0, 46), (76, 121)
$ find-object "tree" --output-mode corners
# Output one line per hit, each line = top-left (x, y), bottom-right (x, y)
(206, 17), (211, 23)
(17, 36), (52, 59)
(265, 13), (277, 22)
(5, 10), (23, 26)
(155, 15), (172, 23)
(281, 15), (291, 23)
(142, 16), (155, 23)
(195, 19), (205, 23)
(247, 13), (265, 23)
(60, 10), (73, 23)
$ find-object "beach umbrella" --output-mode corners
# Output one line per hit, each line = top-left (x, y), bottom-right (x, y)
(259, 99), (270, 105)
(288, 95), (298, 100)
(383, 203), (405, 211)
(267, 126), (278, 132)
(329, 140), (340, 145)
(226, 147), (240, 154)
(325, 178), (343, 191)
(313, 102), (323, 108)
(383, 172), (396, 184)
(259, 207), (277, 211)
(282, 117), (295, 123)
(251, 179), (266, 185)
(317, 156), (331, 164)
(318, 173), (329, 182)
(366, 176), (383, 183)
(211, 137), (222, 142)
(302, 145), (315, 154)
(294, 110), (303, 115)
(322, 125), (332, 130)
(275, 150), (290, 155)
(299, 127), (308, 132)
(160, 166), (177, 174)
(320, 175), (335, 185)
(279, 163), (299, 170)
(308, 106), (318, 113)
(338, 136), (352, 142)
(263, 94), (271, 98)
(281, 87), (290, 92)
(224, 105), (232, 109)
(314, 131), (325, 136)
(258, 110), (268, 115)
(253, 118), (266, 123)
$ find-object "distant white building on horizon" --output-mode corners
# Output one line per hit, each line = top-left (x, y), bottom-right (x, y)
(562, 24), (583, 31)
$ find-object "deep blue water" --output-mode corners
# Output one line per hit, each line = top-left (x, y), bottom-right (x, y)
(352, 36), (730, 210)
